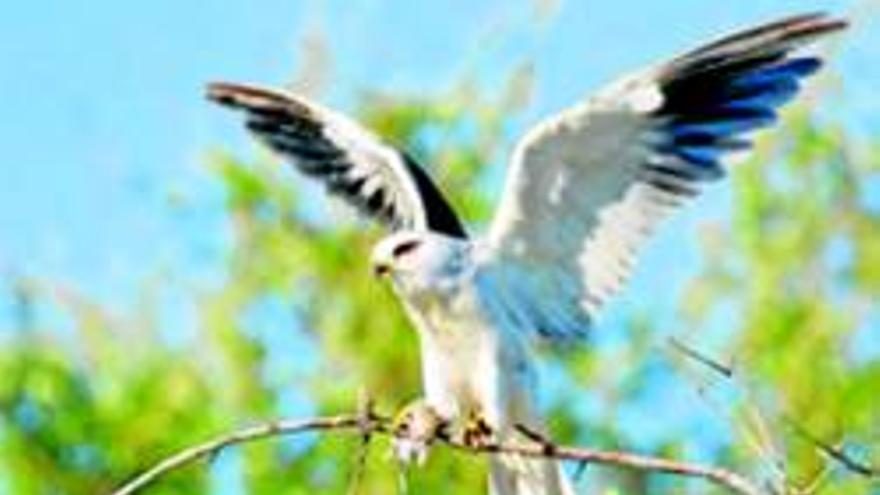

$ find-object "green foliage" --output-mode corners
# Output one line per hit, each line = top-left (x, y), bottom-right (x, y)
(681, 108), (880, 493)
(1, 58), (877, 495)
(0, 300), (226, 495)
(0, 79), (526, 495)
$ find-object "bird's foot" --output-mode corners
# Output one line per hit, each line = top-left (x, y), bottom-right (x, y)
(461, 412), (495, 449)
(391, 399), (448, 466)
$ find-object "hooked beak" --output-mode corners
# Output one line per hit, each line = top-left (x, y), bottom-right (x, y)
(373, 263), (391, 278)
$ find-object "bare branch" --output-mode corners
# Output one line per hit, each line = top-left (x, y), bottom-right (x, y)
(784, 418), (879, 479)
(346, 389), (377, 495)
(110, 411), (764, 495)
(463, 435), (763, 495)
(668, 336), (734, 378)
(111, 415), (365, 495)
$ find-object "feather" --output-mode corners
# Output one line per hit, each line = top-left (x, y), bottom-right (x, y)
(207, 82), (468, 238)
(485, 13), (846, 341)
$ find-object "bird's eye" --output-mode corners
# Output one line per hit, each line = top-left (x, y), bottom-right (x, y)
(392, 240), (420, 258)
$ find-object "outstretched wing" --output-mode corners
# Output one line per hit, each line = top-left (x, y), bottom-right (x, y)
(483, 13), (846, 340)
(207, 82), (467, 238)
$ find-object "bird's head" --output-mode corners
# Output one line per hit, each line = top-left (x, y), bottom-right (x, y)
(370, 231), (470, 291)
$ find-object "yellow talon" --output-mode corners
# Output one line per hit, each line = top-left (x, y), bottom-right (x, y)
(461, 412), (494, 448)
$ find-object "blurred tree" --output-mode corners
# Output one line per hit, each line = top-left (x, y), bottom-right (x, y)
(0, 34), (877, 495)
(0, 73), (531, 495)
(675, 107), (880, 494)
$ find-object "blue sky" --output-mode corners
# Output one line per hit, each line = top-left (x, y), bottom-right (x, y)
(1, 1), (877, 493)
(1, 0), (875, 317)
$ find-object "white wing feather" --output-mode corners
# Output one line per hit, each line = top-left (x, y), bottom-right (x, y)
(482, 13), (846, 340)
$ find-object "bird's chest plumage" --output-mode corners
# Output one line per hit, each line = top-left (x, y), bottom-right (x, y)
(419, 286), (496, 379)
(397, 274), (531, 425)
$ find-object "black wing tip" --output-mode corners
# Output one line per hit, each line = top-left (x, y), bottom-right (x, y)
(739, 11), (850, 45)
(400, 154), (469, 239)
(729, 11), (849, 39)
(678, 12), (849, 65)
(783, 12), (849, 38)
(205, 81), (309, 114)
(206, 81), (262, 106)
(772, 11), (848, 27)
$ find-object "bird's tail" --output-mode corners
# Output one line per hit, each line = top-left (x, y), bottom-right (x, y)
(489, 450), (573, 495)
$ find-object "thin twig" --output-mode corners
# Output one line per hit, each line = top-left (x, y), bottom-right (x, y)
(668, 336), (734, 378)
(514, 423), (556, 454)
(347, 390), (376, 495)
(572, 460), (590, 483)
(667, 335), (788, 488)
(110, 411), (764, 495)
(784, 418), (879, 478)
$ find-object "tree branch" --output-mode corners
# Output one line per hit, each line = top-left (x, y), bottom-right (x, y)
(110, 411), (763, 495)
(111, 415), (365, 495)
(668, 336), (734, 379)
(784, 417), (879, 479)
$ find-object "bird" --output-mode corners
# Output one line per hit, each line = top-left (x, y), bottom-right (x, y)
(207, 12), (846, 495)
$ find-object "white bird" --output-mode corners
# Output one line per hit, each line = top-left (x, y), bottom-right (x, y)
(207, 13), (846, 494)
